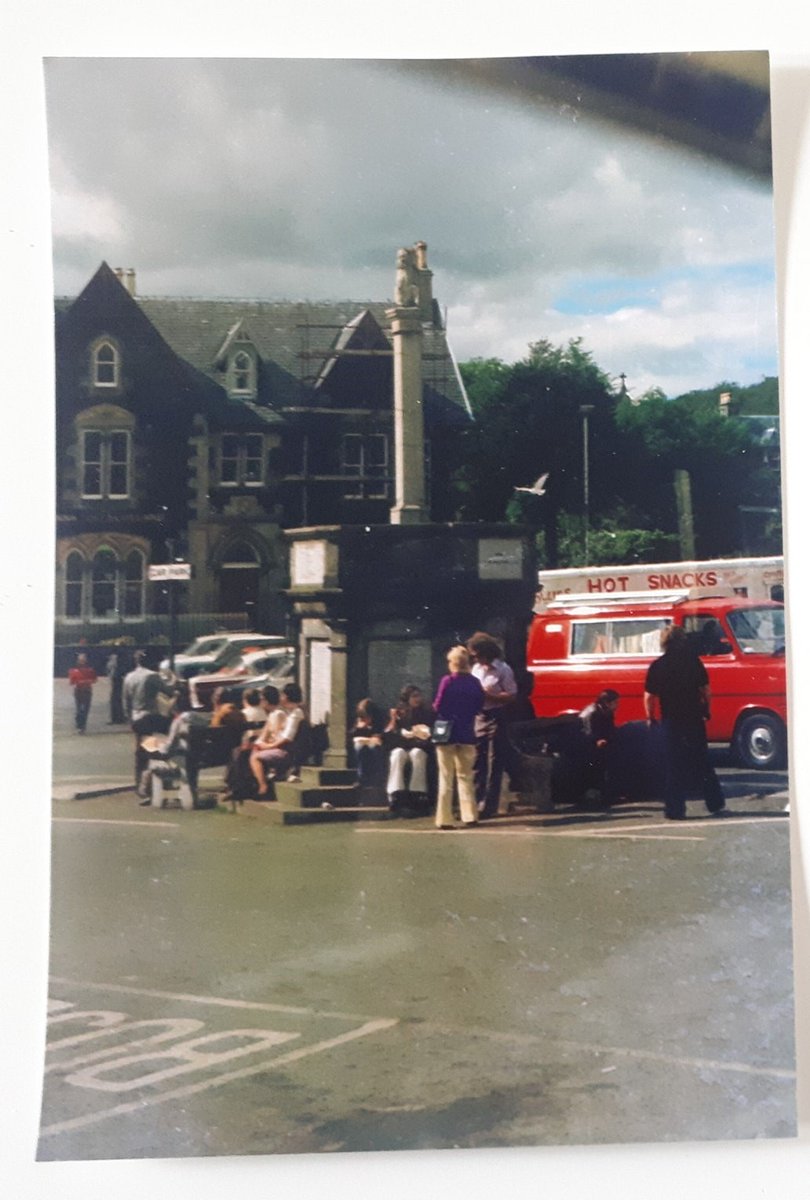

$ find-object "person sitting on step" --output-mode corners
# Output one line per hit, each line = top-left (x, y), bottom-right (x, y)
(383, 684), (435, 814)
(249, 683), (307, 795)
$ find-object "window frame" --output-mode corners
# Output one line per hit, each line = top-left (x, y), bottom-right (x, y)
(81, 429), (131, 500)
(570, 616), (670, 657)
(64, 550), (85, 622)
(341, 432), (390, 500)
(92, 340), (120, 389)
(218, 433), (265, 487)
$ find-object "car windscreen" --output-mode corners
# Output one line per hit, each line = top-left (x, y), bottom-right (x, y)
(183, 636), (228, 658)
(726, 606), (786, 655)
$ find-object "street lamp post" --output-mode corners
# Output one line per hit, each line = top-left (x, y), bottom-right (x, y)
(580, 405), (595, 565)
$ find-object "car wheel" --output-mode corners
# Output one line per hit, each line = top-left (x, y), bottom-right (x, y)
(734, 712), (786, 770)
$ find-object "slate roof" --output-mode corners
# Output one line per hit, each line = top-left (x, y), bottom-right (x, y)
(135, 295), (472, 420)
(56, 267), (473, 428)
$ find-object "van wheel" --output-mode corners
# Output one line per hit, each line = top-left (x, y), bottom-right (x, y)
(734, 713), (786, 770)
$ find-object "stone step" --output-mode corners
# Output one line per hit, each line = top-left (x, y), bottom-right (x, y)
(273, 781), (386, 810)
(298, 766), (359, 787)
(278, 805), (393, 826)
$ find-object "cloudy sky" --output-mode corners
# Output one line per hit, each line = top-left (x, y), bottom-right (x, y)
(45, 55), (778, 399)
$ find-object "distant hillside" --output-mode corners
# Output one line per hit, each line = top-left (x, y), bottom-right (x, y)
(674, 377), (779, 415)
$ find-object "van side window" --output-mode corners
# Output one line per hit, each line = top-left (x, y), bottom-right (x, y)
(571, 618), (668, 657)
(682, 615), (732, 656)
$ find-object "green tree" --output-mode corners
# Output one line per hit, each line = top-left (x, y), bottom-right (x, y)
(458, 339), (618, 564)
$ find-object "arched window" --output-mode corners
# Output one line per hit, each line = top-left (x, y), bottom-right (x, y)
(123, 549), (144, 618)
(222, 540), (259, 568)
(91, 547), (118, 619)
(233, 351), (252, 393)
(65, 551), (85, 619)
(93, 341), (119, 388)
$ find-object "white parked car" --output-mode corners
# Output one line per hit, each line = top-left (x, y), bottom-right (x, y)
(161, 633), (289, 680)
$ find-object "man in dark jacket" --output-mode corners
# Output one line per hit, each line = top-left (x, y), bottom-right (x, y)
(643, 625), (726, 820)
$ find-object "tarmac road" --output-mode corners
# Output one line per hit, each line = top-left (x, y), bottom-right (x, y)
(42, 678), (796, 1160)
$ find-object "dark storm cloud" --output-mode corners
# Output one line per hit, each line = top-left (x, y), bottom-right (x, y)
(45, 55), (778, 393)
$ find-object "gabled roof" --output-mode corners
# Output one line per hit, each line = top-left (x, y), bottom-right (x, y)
(314, 308), (391, 390)
(56, 267), (473, 423)
(55, 263), (282, 432)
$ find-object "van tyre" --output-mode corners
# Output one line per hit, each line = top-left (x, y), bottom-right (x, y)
(734, 713), (786, 770)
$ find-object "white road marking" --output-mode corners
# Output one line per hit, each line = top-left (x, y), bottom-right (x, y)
(48, 977), (387, 1023)
(353, 826), (702, 842)
(52, 818), (180, 828)
(354, 814), (787, 841)
(39, 1017), (398, 1137)
(421, 1021), (795, 1081)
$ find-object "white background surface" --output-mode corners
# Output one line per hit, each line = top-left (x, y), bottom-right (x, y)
(1, 3), (808, 1197)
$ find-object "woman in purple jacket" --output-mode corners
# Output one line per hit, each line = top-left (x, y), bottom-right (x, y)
(432, 645), (485, 828)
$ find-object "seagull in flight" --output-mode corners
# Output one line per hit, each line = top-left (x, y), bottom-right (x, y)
(514, 472), (549, 496)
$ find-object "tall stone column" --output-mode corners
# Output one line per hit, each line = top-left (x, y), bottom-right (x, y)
(387, 304), (427, 525)
(323, 621), (350, 768)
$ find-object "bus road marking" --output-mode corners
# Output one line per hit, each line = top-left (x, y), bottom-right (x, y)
(40, 1018), (397, 1138)
(40, 982), (398, 1139)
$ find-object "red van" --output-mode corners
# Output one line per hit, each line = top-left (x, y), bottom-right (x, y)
(526, 589), (787, 769)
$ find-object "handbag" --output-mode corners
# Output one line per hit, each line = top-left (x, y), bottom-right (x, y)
(431, 718), (454, 744)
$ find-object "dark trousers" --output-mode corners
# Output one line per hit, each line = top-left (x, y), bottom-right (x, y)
(74, 688), (92, 732)
(355, 744), (386, 789)
(661, 718), (725, 818)
(474, 710), (512, 818)
(109, 678), (125, 724)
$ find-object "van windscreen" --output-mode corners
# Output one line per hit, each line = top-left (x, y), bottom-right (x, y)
(571, 617), (669, 656)
(726, 606), (786, 655)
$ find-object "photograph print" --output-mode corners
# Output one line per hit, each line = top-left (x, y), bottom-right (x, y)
(40, 52), (795, 1160)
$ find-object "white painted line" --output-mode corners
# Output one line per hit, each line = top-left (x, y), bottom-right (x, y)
(39, 1017), (398, 1138)
(352, 826), (702, 842)
(356, 813), (787, 840)
(52, 818), (180, 828)
(48, 977), (384, 1023)
(421, 1022), (796, 1082)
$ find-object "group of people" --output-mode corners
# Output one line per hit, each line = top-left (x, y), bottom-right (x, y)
(69, 646), (308, 806)
(353, 618), (727, 828)
(67, 617), (727, 822)
(350, 632), (528, 828)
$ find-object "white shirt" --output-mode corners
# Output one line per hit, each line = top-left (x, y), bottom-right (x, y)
(472, 659), (517, 712)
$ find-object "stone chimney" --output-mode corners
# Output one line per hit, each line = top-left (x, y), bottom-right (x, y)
(113, 267), (137, 297)
(413, 241), (434, 323)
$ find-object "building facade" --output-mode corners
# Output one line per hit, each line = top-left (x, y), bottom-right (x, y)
(54, 253), (472, 642)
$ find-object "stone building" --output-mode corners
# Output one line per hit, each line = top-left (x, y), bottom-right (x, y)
(54, 250), (472, 642)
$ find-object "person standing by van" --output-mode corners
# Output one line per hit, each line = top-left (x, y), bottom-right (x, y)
(467, 632), (517, 820)
(643, 625), (726, 820)
(123, 650), (176, 794)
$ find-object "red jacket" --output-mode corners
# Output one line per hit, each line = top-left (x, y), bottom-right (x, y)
(69, 666), (97, 691)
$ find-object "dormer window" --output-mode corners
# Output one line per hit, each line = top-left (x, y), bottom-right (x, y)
(93, 340), (119, 388)
(227, 347), (257, 398)
(233, 351), (253, 393)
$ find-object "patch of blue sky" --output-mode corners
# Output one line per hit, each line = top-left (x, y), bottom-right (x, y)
(553, 261), (775, 316)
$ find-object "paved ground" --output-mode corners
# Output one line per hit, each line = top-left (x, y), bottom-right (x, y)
(40, 677), (796, 1160)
